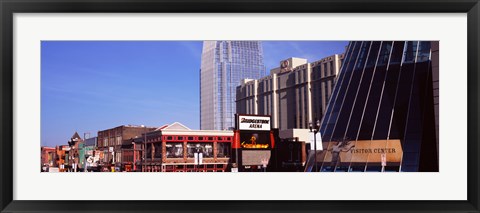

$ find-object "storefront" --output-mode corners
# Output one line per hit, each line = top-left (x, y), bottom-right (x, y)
(98, 148), (114, 172)
(142, 122), (234, 172)
(233, 114), (276, 172)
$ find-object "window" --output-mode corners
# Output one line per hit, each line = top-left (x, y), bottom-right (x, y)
(416, 41), (431, 62)
(346, 42), (381, 139)
(331, 42), (370, 140)
(322, 63), (327, 77)
(354, 42), (370, 70)
(217, 143), (231, 157)
(116, 153), (122, 164)
(377, 41), (393, 66)
(358, 42), (392, 140)
(165, 143), (183, 158)
(154, 143), (162, 159)
(186, 143), (214, 158)
(373, 63), (401, 140)
(389, 41), (405, 65)
(389, 62), (416, 139)
(322, 41), (362, 141)
(116, 136), (122, 145)
(188, 136), (194, 140)
(146, 144), (152, 158)
(402, 41), (418, 63)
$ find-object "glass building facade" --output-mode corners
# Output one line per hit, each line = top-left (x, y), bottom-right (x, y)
(318, 41), (438, 172)
(200, 41), (265, 130)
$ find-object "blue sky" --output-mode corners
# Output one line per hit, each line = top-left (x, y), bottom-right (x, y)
(41, 41), (348, 147)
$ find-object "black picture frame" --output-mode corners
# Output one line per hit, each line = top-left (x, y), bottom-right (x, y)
(1, 0), (479, 212)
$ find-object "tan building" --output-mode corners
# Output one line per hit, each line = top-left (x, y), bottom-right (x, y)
(236, 54), (344, 130)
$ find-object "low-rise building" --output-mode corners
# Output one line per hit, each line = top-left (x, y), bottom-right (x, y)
(138, 122), (234, 172)
(97, 125), (157, 172)
(55, 145), (70, 172)
(66, 132), (83, 172)
(84, 136), (99, 171)
(41, 146), (56, 171)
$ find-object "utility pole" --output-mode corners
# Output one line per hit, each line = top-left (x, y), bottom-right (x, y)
(143, 129), (147, 172)
(309, 119), (320, 172)
(84, 132), (90, 172)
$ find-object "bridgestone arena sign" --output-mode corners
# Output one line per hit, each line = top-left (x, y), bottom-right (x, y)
(238, 115), (271, 131)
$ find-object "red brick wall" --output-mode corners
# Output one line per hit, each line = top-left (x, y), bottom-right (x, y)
(41, 147), (56, 166)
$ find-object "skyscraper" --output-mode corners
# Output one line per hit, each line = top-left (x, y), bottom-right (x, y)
(200, 41), (265, 130)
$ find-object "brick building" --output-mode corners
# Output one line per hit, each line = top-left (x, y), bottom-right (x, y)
(66, 132), (83, 172)
(137, 122), (234, 172)
(97, 125), (157, 171)
(41, 146), (56, 171)
(55, 145), (70, 172)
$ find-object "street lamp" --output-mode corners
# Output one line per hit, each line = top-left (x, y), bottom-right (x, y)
(67, 138), (78, 172)
(144, 132), (147, 172)
(131, 140), (136, 172)
(309, 119), (320, 172)
(195, 144), (202, 172)
(83, 132), (90, 173)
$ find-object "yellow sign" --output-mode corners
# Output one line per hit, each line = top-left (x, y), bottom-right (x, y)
(320, 140), (403, 166)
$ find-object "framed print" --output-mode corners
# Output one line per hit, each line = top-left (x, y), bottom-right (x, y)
(1, 0), (479, 212)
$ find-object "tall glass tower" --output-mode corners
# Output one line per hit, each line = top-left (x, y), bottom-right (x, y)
(317, 41), (438, 172)
(200, 41), (265, 130)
